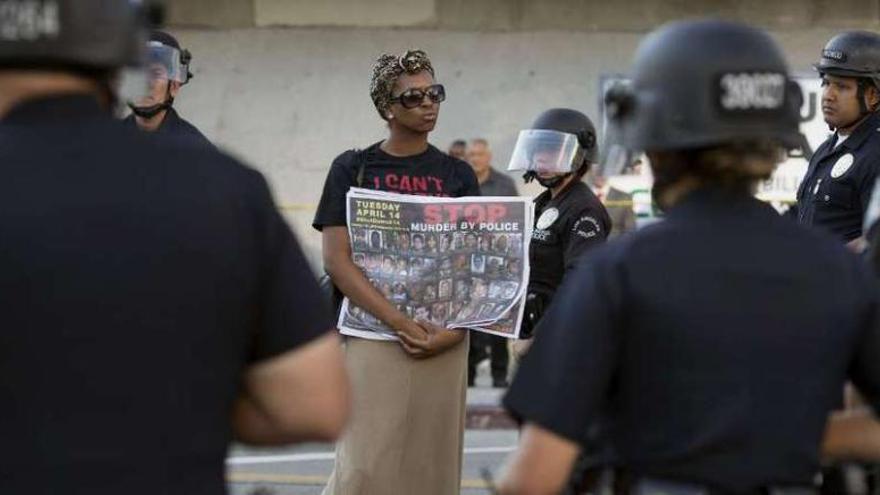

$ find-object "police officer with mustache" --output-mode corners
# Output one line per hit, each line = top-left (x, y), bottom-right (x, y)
(794, 31), (880, 248)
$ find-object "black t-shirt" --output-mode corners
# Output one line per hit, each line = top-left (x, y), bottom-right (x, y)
(0, 95), (332, 495)
(505, 187), (880, 491)
(313, 142), (481, 231)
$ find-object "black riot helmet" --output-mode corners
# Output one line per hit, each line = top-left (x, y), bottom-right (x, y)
(0, 0), (150, 72)
(507, 108), (598, 188)
(531, 108), (598, 163)
(815, 31), (880, 118)
(601, 20), (803, 175)
(815, 31), (880, 86)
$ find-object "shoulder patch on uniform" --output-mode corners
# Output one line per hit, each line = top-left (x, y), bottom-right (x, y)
(536, 208), (559, 230)
(831, 153), (855, 179)
(571, 215), (601, 240)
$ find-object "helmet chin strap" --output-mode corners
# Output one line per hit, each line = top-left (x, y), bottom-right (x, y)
(523, 171), (570, 189)
(128, 81), (174, 119)
(537, 174), (569, 189)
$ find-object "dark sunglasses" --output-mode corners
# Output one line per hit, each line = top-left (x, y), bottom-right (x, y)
(389, 84), (446, 109)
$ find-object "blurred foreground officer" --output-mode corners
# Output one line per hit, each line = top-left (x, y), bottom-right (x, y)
(507, 109), (610, 354)
(794, 31), (880, 246)
(0, 2), (348, 494)
(499, 20), (880, 495)
(124, 30), (211, 145)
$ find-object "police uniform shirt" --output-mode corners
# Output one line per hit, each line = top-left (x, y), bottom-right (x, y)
(313, 141), (481, 231)
(505, 187), (880, 491)
(796, 111), (880, 241)
(123, 107), (213, 148)
(0, 95), (333, 495)
(529, 180), (611, 297)
(479, 168), (519, 197)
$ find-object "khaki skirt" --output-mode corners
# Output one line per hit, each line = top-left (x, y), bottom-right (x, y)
(322, 336), (468, 495)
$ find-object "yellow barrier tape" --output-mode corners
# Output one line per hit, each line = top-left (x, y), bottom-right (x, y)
(280, 203), (317, 212)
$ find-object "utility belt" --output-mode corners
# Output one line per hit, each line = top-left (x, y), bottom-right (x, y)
(584, 471), (818, 495)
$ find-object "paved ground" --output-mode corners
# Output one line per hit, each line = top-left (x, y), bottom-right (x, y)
(227, 429), (517, 495)
(227, 365), (516, 495)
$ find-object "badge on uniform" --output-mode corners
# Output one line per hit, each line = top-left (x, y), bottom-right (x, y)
(830, 153), (854, 179)
(536, 208), (559, 230)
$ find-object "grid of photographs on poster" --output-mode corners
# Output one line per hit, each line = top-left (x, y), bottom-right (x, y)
(347, 227), (525, 332)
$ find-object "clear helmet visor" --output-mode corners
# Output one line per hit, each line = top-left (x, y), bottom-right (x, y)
(116, 67), (149, 107)
(146, 42), (187, 84)
(600, 144), (646, 178)
(597, 79), (645, 178)
(126, 43), (189, 107)
(506, 129), (585, 175)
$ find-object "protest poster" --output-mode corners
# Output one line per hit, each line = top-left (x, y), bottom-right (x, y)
(337, 188), (533, 340)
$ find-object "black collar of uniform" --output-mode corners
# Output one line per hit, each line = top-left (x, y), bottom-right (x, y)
(1, 93), (105, 124)
(158, 107), (182, 131)
(837, 111), (880, 152)
(123, 106), (180, 130)
(666, 186), (777, 220)
(534, 178), (586, 208)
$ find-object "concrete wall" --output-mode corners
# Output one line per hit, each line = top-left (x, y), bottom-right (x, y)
(168, 0), (880, 30)
(166, 24), (858, 269)
(254, 0), (435, 27)
(168, 0), (254, 28)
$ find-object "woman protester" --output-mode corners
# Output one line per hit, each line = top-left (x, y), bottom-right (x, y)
(312, 50), (480, 495)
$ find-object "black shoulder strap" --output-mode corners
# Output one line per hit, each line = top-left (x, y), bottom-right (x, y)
(355, 146), (379, 188)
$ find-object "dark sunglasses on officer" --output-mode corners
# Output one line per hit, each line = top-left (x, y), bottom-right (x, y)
(389, 84), (446, 109)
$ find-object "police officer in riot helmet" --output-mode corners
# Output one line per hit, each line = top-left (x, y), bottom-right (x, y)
(793, 31), (880, 247)
(506, 108), (613, 494)
(507, 108), (611, 353)
(498, 20), (880, 495)
(0, 1), (349, 493)
(124, 30), (211, 145)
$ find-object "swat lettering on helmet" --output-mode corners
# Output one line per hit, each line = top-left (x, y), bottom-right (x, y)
(0, 0), (59, 41)
(718, 73), (785, 112)
(822, 49), (847, 62)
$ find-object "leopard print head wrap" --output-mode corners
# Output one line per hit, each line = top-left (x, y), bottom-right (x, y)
(370, 49), (435, 120)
